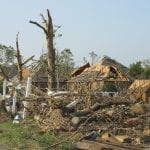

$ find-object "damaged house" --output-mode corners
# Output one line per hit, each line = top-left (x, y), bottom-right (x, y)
(129, 80), (150, 103)
(68, 56), (133, 95)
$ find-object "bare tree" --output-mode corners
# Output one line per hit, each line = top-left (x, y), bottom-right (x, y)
(16, 33), (34, 81)
(89, 51), (98, 65)
(29, 9), (55, 90)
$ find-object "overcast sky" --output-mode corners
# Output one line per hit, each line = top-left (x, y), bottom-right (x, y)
(0, 0), (150, 66)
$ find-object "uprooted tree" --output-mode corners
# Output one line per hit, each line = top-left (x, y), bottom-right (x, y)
(29, 9), (55, 90)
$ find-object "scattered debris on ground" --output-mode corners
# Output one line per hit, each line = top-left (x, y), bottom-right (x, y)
(1, 79), (150, 149)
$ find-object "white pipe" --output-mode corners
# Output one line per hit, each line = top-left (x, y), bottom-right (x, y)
(25, 77), (32, 98)
(3, 79), (7, 99)
(12, 91), (17, 115)
(23, 77), (32, 119)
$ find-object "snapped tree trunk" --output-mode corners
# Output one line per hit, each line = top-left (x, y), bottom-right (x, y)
(16, 32), (23, 81)
(29, 9), (55, 90)
(15, 33), (34, 82)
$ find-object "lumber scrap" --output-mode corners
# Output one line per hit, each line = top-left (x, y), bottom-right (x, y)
(75, 140), (144, 150)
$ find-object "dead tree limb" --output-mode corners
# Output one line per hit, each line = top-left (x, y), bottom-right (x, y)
(29, 21), (48, 35)
(22, 55), (34, 66)
(40, 13), (47, 24)
(16, 32), (23, 81)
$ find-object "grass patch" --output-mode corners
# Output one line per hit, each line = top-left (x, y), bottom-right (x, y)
(0, 121), (40, 149)
(0, 120), (81, 150)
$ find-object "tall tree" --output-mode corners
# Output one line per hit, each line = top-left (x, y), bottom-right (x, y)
(56, 49), (74, 82)
(142, 58), (150, 68)
(0, 44), (15, 81)
(129, 59), (150, 79)
(0, 44), (15, 64)
(29, 9), (55, 90)
(129, 61), (144, 79)
(142, 58), (150, 79)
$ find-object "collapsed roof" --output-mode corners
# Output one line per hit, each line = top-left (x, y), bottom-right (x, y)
(69, 56), (133, 82)
(71, 62), (90, 77)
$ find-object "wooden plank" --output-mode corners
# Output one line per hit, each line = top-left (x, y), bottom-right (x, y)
(75, 140), (143, 150)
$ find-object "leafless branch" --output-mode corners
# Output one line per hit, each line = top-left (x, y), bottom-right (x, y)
(40, 13), (47, 24)
(47, 9), (52, 34)
(22, 55), (35, 66)
(47, 9), (51, 21)
(22, 56), (34, 66)
(29, 20), (48, 35)
(16, 32), (20, 55)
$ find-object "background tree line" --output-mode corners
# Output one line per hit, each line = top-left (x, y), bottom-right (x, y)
(0, 42), (150, 92)
(129, 59), (150, 79)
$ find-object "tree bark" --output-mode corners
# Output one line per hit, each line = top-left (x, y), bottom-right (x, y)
(16, 32), (23, 81)
(47, 37), (55, 89)
(29, 9), (55, 90)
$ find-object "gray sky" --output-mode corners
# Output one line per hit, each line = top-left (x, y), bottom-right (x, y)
(0, 0), (150, 67)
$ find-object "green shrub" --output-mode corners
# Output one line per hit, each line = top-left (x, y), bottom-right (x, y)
(102, 82), (117, 92)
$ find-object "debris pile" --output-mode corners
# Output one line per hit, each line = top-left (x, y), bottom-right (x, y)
(26, 92), (150, 147)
